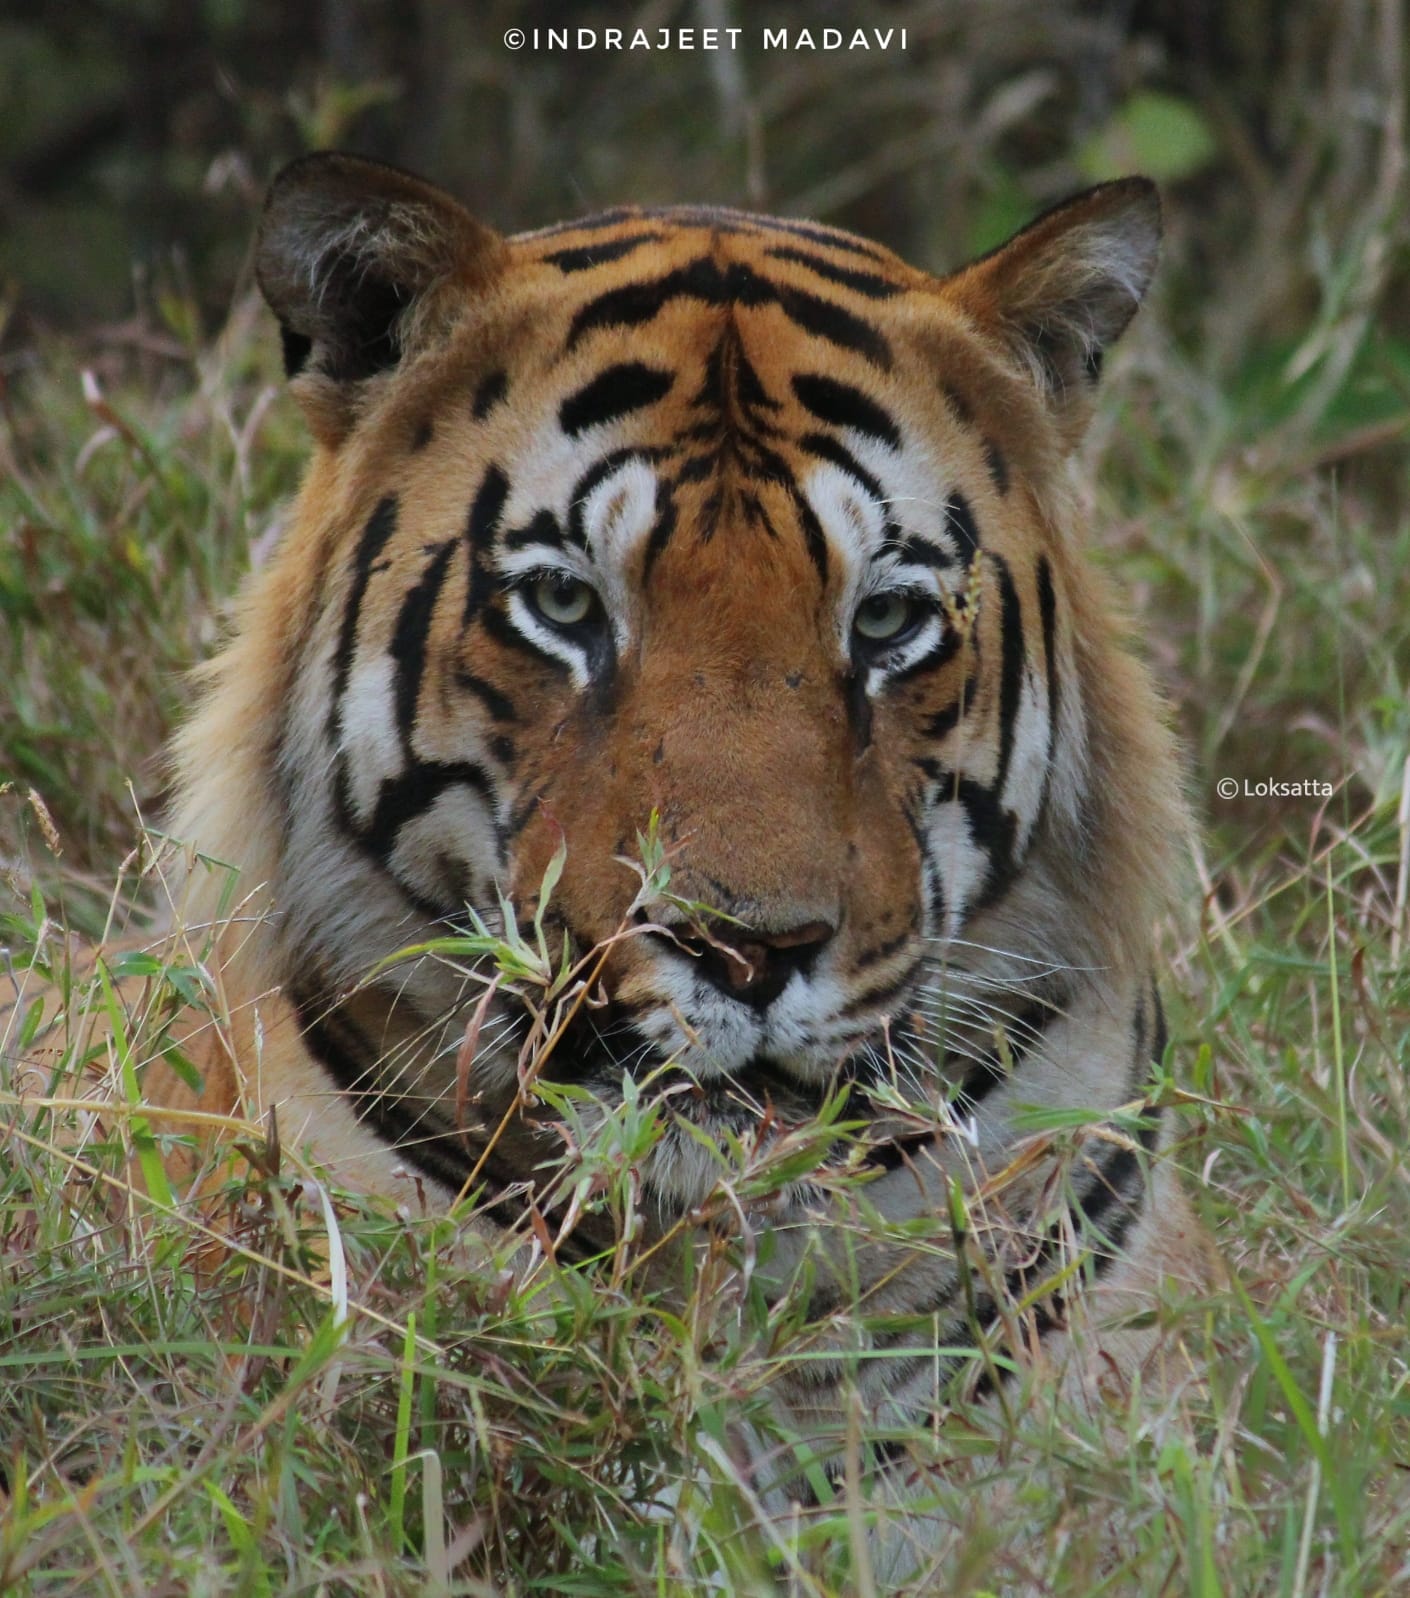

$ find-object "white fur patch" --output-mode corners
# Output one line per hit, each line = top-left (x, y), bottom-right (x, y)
(1002, 663), (1051, 852)
(803, 461), (887, 642)
(580, 457), (658, 567)
(581, 458), (658, 645)
(387, 782), (501, 908)
(339, 655), (403, 822)
(926, 803), (990, 939)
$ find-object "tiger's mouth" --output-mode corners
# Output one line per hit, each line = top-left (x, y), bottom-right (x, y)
(544, 994), (921, 1132)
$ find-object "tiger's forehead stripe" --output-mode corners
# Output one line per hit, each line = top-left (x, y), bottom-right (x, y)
(558, 362), (674, 437)
(520, 202), (900, 266)
(791, 374), (901, 448)
(761, 246), (904, 300)
(540, 232), (668, 272)
(563, 257), (893, 369)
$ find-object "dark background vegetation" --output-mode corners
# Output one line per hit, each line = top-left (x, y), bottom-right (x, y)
(2, 0), (1401, 345)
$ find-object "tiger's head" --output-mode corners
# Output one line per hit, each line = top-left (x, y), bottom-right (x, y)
(174, 154), (1184, 1217)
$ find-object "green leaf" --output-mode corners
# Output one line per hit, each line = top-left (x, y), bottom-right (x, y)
(1078, 92), (1218, 183)
(159, 1043), (204, 1094)
(108, 950), (165, 980)
(96, 956), (175, 1210)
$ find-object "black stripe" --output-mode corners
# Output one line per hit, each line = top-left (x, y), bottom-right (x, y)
(674, 452), (719, 487)
(869, 993), (1165, 1419)
(790, 488), (830, 585)
(390, 541), (456, 758)
(922, 673), (977, 739)
(559, 362), (674, 437)
(364, 760), (497, 862)
(893, 531), (957, 572)
(1149, 982), (1168, 1066)
(983, 438), (1009, 496)
(472, 371), (508, 418)
(480, 603), (573, 673)
(747, 214), (893, 262)
(542, 233), (665, 272)
(798, 430), (886, 504)
(765, 246), (902, 299)
(567, 257), (729, 347)
(837, 953), (928, 1019)
(923, 850), (946, 933)
(853, 924), (916, 971)
(990, 554), (1025, 798)
(640, 477), (679, 583)
(453, 670), (517, 724)
(955, 775), (1019, 911)
(777, 281), (891, 369)
(847, 664), (872, 748)
(697, 333), (782, 417)
(503, 508), (570, 553)
(506, 784), (547, 841)
(1070, 991), (1166, 1249)
(741, 490), (776, 538)
(940, 383), (973, 426)
(329, 497), (399, 735)
(1071, 1107), (1161, 1244)
(292, 990), (479, 1188)
(1131, 988), (1148, 1078)
(792, 374), (900, 448)
(461, 467), (510, 622)
(299, 1007), (477, 1192)
(944, 491), (981, 563)
(1035, 554), (1059, 785)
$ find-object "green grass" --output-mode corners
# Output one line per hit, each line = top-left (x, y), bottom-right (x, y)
(3, 169), (1409, 1595)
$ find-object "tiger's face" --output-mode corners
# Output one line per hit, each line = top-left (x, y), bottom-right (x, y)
(204, 155), (1172, 1213)
(432, 255), (994, 1094)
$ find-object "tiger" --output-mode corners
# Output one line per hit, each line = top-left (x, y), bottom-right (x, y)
(6, 151), (1212, 1572)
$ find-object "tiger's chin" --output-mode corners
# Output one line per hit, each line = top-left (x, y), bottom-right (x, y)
(553, 1024), (906, 1215)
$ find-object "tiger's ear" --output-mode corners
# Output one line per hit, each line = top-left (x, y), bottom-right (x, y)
(943, 178), (1160, 448)
(256, 152), (505, 443)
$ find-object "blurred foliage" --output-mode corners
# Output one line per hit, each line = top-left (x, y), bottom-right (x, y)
(0, 0), (1404, 357)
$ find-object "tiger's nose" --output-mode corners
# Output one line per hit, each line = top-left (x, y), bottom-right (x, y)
(676, 919), (835, 1008)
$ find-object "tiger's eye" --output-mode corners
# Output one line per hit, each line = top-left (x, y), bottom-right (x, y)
(854, 591), (920, 643)
(531, 572), (597, 627)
